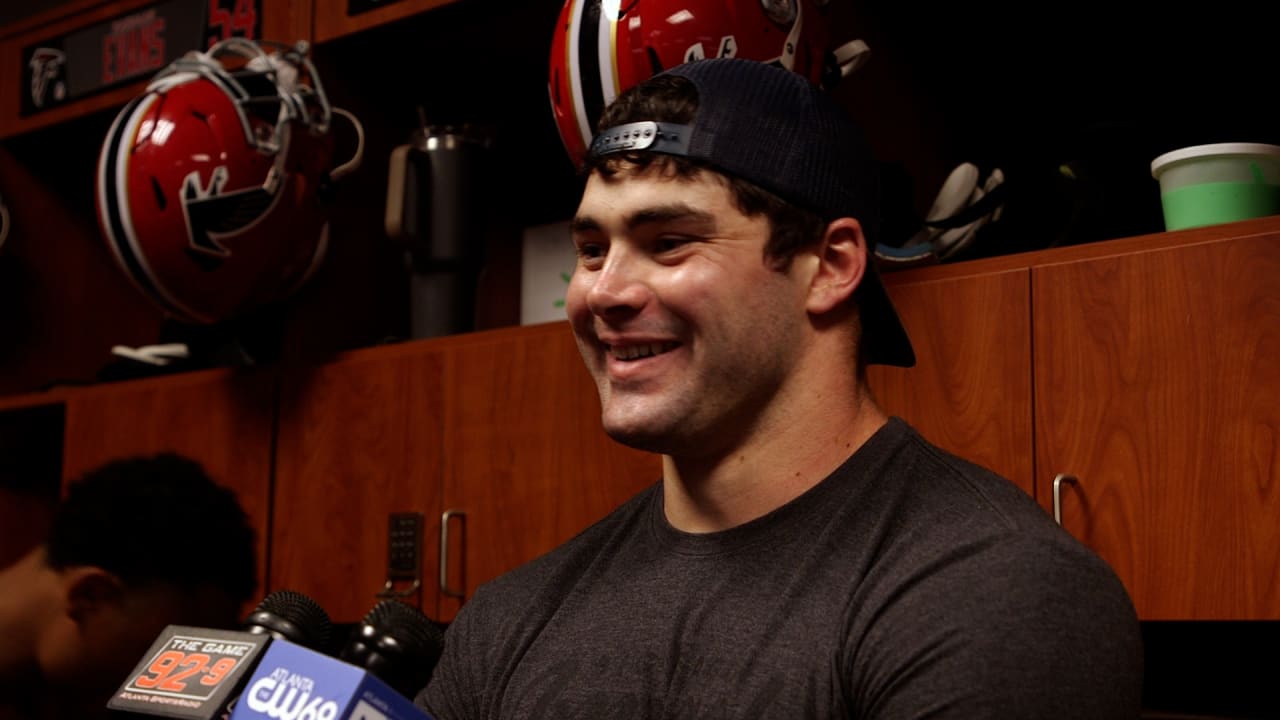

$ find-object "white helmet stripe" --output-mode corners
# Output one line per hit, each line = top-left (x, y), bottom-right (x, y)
(566, 0), (593, 152)
(596, 0), (619, 110)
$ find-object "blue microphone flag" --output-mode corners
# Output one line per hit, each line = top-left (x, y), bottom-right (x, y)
(228, 637), (433, 720)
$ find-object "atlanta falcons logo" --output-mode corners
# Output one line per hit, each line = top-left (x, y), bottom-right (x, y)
(180, 166), (282, 270)
(28, 47), (67, 109)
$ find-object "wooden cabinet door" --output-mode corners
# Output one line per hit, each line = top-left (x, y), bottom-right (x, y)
(869, 267), (1035, 494)
(1033, 231), (1280, 620)
(271, 322), (658, 624)
(61, 368), (276, 610)
(437, 322), (661, 621)
(272, 344), (447, 623)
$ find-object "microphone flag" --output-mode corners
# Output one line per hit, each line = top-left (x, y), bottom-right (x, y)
(228, 637), (434, 720)
(108, 625), (273, 718)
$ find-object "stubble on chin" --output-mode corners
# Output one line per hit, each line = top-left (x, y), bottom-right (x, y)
(596, 387), (661, 453)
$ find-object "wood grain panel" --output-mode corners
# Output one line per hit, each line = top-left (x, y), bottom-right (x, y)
(1033, 232), (1280, 620)
(0, 388), (68, 412)
(438, 321), (661, 620)
(312, 0), (462, 43)
(271, 346), (446, 623)
(60, 368), (276, 608)
(868, 268), (1035, 493)
(261, 0), (314, 46)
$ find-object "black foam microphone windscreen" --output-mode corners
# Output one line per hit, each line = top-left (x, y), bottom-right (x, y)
(242, 588), (334, 651)
(340, 599), (446, 699)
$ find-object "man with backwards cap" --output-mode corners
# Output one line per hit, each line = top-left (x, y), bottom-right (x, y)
(418, 57), (1142, 718)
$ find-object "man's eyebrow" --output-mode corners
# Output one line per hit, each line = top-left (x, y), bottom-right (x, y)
(569, 216), (601, 235)
(571, 204), (716, 235)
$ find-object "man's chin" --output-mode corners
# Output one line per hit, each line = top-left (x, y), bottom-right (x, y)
(601, 416), (676, 455)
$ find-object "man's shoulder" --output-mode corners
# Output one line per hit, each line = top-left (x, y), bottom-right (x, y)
(874, 418), (1135, 603)
(861, 418), (1131, 595)
(879, 417), (1050, 526)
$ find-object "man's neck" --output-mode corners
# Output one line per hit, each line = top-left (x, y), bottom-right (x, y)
(660, 379), (888, 533)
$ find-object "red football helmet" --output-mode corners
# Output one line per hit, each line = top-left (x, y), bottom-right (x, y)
(549, 0), (858, 169)
(96, 38), (363, 325)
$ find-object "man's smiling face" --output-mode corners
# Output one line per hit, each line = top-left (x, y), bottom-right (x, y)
(566, 163), (811, 459)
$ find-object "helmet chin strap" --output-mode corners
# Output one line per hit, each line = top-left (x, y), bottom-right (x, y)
(831, 38), (871, 79)
(248, 51), (299, 93)
(328, 108), (365, 182)
(200, 38), (363, 189)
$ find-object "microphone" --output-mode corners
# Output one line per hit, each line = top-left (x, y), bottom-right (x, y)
(243, 589), (334, 650)
(228, 637), (435, 720)
(107, 589), (334, 719)
(339, 599), (445, 700)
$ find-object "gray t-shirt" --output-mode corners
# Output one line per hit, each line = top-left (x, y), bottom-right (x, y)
(418, 418), (1142, 719)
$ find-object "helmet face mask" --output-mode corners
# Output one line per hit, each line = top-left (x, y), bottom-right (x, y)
(96, 39), (351, 325)
(548, 0), (836, 170)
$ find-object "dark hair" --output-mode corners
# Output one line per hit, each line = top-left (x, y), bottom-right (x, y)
(583, 74), (827, 270)
(46, 453), (257, 604)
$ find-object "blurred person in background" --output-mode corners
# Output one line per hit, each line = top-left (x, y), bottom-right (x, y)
(0, 452), (257, 720)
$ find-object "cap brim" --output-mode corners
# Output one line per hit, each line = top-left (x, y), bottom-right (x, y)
(856, 262), (916, 368)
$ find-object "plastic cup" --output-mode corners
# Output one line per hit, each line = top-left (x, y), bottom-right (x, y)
(1150, 142), (1280, 231)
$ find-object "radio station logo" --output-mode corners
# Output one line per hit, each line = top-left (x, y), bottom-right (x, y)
(118, 633), (258, 704)
(244, 666), (341, 719)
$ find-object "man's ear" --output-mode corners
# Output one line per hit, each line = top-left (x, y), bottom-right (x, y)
(63, 567), (125, 624)
(806, 217), (869, 315)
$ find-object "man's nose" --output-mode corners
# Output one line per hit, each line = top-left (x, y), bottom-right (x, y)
(585, 249), (652, 316)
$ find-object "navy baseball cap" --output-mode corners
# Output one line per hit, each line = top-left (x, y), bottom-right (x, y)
(586, 57), (915, 368)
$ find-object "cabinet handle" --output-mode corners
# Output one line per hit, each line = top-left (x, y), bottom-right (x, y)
(439, 509), (467, 599)
(1052, 474), (1078, 525)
